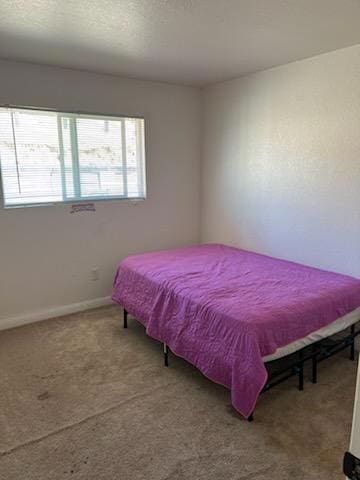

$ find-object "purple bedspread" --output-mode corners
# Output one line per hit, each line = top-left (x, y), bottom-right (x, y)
(112, 244), (360, 417)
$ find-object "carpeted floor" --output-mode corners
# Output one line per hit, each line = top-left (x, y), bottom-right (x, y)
(0, 305), (356, 479)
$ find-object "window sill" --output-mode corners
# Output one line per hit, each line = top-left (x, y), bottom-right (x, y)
(2, 196), (146, 209)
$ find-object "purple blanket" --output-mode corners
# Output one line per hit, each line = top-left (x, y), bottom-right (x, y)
(112, 244), (360, 417)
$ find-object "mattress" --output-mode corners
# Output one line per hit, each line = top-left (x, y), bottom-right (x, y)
(112, 244), (360, 418)
(264, 307), (360, 362)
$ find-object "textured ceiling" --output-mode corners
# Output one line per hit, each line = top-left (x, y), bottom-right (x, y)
(0, 0), (360, 86)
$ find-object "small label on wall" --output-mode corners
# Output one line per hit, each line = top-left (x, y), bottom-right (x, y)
(70, 203), (96, 214)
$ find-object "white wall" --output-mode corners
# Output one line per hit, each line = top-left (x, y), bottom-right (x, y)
(0, 59), (201, 327)
(201, 44), (360, 278)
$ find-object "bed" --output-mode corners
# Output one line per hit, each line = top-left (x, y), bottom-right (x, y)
(112, 244), (360, 419)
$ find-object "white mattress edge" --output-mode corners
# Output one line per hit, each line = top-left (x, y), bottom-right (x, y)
(263, 307), (360, 363)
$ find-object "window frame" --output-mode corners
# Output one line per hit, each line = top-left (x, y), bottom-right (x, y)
(0, 105), (147, 209)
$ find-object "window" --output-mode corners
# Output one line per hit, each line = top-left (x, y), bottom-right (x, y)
(0, 107), (146, 207)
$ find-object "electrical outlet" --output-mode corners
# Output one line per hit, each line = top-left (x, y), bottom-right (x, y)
(90, 268), (100, 281)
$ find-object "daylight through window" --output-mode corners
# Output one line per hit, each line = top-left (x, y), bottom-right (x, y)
(0, 107), (146, 207)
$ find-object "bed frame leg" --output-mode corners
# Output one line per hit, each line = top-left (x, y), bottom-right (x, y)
(298, 350), (304, 391)
(248, 413), (254, 422)
(164, 343), (169, 367)
(312, 346), (318, 384)
(123, 308), (128, 329)
(350, 325), (355, 361)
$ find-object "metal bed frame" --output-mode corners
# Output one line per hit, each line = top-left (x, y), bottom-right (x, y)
(122, 308), (359, 422)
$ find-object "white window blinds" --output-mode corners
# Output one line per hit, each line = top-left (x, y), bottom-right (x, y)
(0, 107), (146, 207)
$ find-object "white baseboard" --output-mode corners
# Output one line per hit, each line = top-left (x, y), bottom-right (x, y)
(0, 296), (113, 331)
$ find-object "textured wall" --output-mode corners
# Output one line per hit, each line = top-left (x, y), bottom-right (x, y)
(201, 44), (360, 277)
(0, 59), (201, 323)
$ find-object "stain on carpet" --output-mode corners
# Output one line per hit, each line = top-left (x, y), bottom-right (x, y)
(0, 305), (356, 479)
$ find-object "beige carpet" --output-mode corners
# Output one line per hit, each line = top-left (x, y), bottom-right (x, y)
(0, 305), (356, 480)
